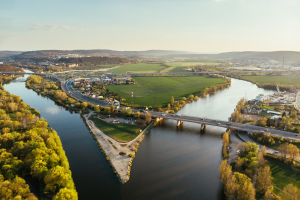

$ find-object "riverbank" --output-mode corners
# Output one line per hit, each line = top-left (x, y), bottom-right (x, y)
(81, 111), (153, 183)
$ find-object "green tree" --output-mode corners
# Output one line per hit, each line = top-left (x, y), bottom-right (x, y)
(171, 96), (174, 106)
(53, 188), (78, 200)
(103, 107), (111, 115)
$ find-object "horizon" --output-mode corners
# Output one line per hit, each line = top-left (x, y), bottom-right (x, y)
(1, 0), (300, 52)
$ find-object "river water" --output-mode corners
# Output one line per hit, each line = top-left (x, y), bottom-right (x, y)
(4, 74), (274, 200)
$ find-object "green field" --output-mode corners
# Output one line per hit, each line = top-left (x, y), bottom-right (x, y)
(241, 76), (300, 87)
(91, 118), (141, 142)
(106, 76), (226, 107)
(268, 159), (300, 191)
(161, 62), (221, 73)
(108, 63), (166, 73)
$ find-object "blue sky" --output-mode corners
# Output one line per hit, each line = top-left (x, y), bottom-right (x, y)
(0, 0), (299, 52)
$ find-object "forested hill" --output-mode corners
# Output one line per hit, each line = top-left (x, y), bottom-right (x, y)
(58, 56), (131, 65)
(0, 64), (23, 72)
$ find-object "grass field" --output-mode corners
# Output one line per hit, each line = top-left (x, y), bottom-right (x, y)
(268, 159), (300, 192)
(91, 118), (141, 142)
(108, 63), (166, 73)
(241, 76), (300, 87)
(106, 76), (226, 107)
(161, 62), (221, 73)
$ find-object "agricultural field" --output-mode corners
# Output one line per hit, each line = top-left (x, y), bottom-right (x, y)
(108, 63), (166, 73)
(268, 159), (300, 193)
(106, 76), (227, 107)
(91, 118), (141, 142)
(241, 76), (300, 87)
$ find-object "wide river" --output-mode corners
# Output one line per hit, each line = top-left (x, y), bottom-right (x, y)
(4, 73), (273, 200)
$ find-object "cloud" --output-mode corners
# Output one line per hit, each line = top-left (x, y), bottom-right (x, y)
(28, 22), (71, 31)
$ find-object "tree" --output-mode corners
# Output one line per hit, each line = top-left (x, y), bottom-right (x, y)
(256, 166), (272, 194)
(258, 151), (265, 167)
(282, 116), (287, 123)
(287, 143), (299, 161)
(110, 101), (115, 112)
(261, 145), (266, 156)
(171, 96), (174, 106)
(145, 112), (152, 124)
(278, 142), (289, 160)
(223, 132), (229, 145)
(103, 107), (111, 115)
(279, 184), (300, 200)
(94, 106), (100, 113)
(53, 188), (78, 200)
(188, 94), (194, 100)
(233, 172), (256, 200)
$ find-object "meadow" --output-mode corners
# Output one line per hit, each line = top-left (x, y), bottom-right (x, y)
(241, 76), (300, 87)
(91, 118), (141, 142)
(268, 159), (300, 192)
(108, 63), (166, 73)
(161, 61), (221, 73)
(106, 76), (226, 107)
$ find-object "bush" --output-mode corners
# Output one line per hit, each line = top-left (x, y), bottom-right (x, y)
(129, 153), (135, 158)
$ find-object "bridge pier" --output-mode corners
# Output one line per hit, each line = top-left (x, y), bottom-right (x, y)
(177, 120), (183, 127)
(200, 123), (206, 132)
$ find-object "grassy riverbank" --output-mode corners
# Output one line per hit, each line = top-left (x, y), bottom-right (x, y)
(106, 76), (227, 107)
(91, 118), (142, 142)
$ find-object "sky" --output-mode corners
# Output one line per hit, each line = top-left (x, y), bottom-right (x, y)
(0, 0), (299, 52)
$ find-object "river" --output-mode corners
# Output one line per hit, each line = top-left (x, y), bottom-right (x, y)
(4, 73), (274, 200)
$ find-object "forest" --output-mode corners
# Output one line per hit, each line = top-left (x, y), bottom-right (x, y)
(0, 84), (77, 199)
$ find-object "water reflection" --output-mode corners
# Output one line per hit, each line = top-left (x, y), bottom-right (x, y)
(46, 106), (60, 115)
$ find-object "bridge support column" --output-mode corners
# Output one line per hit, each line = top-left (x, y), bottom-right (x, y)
(177, 120), (183, 127)
(200, 123), (206, 132)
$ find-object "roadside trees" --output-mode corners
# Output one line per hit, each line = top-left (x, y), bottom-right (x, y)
(287, 143), (299, 161)
(278, 142), (289, 160)
(103, 107), (111, 115)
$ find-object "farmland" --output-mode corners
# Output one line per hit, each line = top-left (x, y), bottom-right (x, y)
(106, 76), (227, 107)
(91, 118), (141, 142)
(108, 63), (166, 73)
(241, 76), (300, 87)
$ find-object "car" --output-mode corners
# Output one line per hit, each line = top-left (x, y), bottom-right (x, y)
(236, 150), (240, 155)
(217, 123), (221, 125)
(161, 113), (166, 116)
(265, 129), (268, 131)
(274, 151), (279, 154)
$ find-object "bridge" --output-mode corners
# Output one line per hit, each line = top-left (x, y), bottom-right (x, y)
(3, 70), (300, 141)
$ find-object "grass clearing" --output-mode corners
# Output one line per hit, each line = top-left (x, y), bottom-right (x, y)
(106, 76), (226, 107)
(91, 118), (141, 143)
(241, 76), (300, 87)
(268, 159), (300, 190)
(108, 63), (166, 73)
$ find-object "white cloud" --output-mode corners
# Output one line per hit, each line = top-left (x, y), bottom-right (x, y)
(28, 22), (71, 31)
